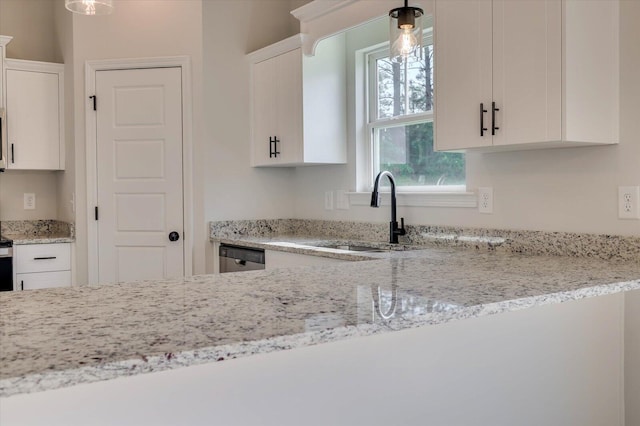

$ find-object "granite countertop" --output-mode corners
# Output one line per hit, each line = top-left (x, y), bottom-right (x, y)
(1, 246), (639, 397)
(1, 220), (75, 245)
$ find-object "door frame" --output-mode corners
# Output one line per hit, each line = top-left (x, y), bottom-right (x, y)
(85, 57), (193, 285)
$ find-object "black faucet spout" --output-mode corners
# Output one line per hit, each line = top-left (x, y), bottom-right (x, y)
(371, 171), (406, 244)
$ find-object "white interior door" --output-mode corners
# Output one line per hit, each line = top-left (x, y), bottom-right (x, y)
(95, 67), (184, 284)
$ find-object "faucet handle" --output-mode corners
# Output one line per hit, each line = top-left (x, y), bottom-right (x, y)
(399, 218), (406, 235)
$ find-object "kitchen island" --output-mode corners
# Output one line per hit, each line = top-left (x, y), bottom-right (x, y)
(1, 238), (640, 424)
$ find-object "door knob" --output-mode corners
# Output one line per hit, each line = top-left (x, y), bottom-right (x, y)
(168, 231), (180, 242)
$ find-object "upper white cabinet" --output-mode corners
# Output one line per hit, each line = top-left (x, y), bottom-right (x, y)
(4, 59), (65, 170)
(0, 36), (10, 107)
(248, 34), (347, 167)
(434, 0), (619, 152)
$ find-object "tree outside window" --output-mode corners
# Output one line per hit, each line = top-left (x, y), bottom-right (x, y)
(369, 38), (465, 188)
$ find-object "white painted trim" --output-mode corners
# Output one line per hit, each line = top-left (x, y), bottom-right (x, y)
(4, 59), (64, 73)
(246, 34), (303, 63)
(348, 191), (477, 208)
(290, 0), (359, 23)
(85, 56), (194, 285)
(0, 35), (13, 47)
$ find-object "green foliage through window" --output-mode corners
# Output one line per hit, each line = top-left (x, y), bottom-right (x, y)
(370, 40), (465, 188)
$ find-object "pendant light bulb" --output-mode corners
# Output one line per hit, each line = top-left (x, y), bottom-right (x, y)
(394, 26), (418, 57)
(389, 0), (423, 62)
(65, 0), (113, 16)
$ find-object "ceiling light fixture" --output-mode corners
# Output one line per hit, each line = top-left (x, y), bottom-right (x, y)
(65, 0), (113, 16)
(389, 0), (424, 62)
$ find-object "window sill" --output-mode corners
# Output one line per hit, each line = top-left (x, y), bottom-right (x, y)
(348, 191), (477, 208)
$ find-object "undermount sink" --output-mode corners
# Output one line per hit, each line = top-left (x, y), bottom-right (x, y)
(322, 244), (387, 253)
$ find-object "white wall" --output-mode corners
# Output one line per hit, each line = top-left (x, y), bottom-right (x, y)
(54, 0), (75, 224)
(292, 0), (640, 237)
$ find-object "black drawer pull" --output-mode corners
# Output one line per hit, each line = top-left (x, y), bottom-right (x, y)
(34, 256), (57, 260)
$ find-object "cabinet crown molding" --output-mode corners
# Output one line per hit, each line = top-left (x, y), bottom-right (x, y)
(247, 34), (304, 63)
(290, 0), (358, 23)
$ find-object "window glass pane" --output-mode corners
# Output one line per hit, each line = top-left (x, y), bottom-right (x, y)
(376, 122), (465, 186)
(375, 45), (433, 120)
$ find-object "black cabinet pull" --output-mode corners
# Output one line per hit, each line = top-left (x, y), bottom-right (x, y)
(492, 102), (500, 135)
(21, 280), (24, 291)
(11, 143), (14, 163)
(33, 257), (57, 260)
(269, 136), (280, 158)
(480, 103), (488, 136)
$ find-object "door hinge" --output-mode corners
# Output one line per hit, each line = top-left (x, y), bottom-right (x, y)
(95, 206), (99, 220)
(89, 95), (97, 111)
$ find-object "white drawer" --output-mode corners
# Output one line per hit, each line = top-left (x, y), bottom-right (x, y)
(16, 271), (71, 290)
(16, 243), (71, 273)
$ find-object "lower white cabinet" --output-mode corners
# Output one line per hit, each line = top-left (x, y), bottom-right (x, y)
(14, 243), (71, 290)
(265, 250), (349, 270)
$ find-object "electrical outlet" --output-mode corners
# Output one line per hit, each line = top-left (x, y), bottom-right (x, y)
(24, 193), (36, 210)
(618, 186), (640, 219)
(324, 191), (334, 210)
(478, 187), (493, 214)
(336, 190), (350, 210)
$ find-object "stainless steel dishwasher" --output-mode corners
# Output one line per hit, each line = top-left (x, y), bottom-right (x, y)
(219, 244), (265, 273)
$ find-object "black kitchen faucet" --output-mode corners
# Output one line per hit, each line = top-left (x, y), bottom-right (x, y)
(370, 170), (406, 244)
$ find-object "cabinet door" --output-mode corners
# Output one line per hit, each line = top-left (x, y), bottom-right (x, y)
(6, 69), (62, 170)
(251, 49), (303, 166)
(251, 57), (278, 166)
(492, 0), (561, 146)
(16, 271), (71, 291)
(275, 48), (303, 165)
(434, 0), (493, 151)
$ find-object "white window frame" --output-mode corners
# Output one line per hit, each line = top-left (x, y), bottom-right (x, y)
(364, 28), (466, 193)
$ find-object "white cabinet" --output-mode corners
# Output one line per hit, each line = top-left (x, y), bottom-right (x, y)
(434, 0), (619, 152)
(14, 243), (72, 290)
(265, 250), (349, 270)
(0, 36), (10, 107)
(248, 34), (347, 167)
(4, 59), (65, 170)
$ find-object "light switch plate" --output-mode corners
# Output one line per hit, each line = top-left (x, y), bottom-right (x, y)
(24, 193), (36, 210)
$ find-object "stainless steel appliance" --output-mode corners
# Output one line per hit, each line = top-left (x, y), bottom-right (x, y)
(0, 236), (13, 291)
(219, 244), (265, 273)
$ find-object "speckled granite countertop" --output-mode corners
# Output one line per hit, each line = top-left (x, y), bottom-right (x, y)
(1, 220), (74, 245)
(1, 245), (639, 397)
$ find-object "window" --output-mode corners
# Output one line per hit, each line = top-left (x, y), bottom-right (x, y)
(367, 30), (465, 190)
